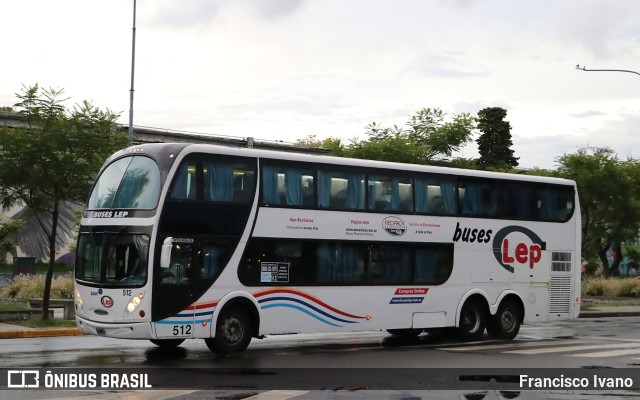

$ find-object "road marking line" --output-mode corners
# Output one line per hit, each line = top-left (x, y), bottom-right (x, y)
(581, 337), (640, 343)
(243, 390), (309, 400)
(61, 390), (198, 400)
(569, 348), (640, 358)
(505, 342), (640, 355)
(441, 339), (588, 351)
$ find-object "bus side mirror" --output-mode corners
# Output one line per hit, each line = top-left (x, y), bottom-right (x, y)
(160, 237), (173, 269)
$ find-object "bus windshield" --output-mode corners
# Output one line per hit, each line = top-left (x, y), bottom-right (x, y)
(76, 232), (149, 286)
(88, 156), (161, 210)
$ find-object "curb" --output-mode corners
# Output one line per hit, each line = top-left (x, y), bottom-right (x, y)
(0, 328), (82, 339)
(579, 311), (640, 318)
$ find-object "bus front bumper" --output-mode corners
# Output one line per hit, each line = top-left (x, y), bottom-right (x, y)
(76, 315), (152, 339)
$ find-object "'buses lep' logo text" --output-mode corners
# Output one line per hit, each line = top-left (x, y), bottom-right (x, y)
(492, 226), (546, 273)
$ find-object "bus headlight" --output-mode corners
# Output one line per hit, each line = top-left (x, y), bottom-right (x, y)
(125, 292), (144, 315)
(75, 289), (83, 308)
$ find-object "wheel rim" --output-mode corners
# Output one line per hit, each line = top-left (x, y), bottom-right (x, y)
(500, 308), (516, 332)
(221, 316), (244, 344)
(463, 308), (480, 333)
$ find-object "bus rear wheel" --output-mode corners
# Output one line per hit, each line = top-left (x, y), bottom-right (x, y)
(457, 301), (486, 341)
(150, 338), (184, 348)
(487, 300), (521, 340)
(205, 305), (253, 355)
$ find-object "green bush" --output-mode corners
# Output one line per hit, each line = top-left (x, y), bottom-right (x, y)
(610, 278), (640, 297)
(582, 277), (640, 297)
(0, 274), (73, 299)
(583, 277), (607, 296)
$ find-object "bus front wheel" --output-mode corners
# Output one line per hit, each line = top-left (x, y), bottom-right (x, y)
(205, 305), (253, 355)
(487, 300), (521, 340)
(457, 301), (486, 341)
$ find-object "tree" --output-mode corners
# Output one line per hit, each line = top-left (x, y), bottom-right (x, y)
(295, 134), (346, 156)
(0, 218), (22, 265)
(556, 147), (640, 277)
(0, 84), (130, 318)
(476, 107), (518, 170)
(295, 109), (475, 165)
(342, 108), (475, 164)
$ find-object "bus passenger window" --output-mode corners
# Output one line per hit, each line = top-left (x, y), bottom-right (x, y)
(415, 177), (457, 215)
(202, 246), (222, 280)
(300, 174), (315, 206)
(318, 170), (365, 210)
(204, 162), (234, 202)
(429, 195), (444, 213)
(460, 181), (497, 217)
(499, 184), (535, 220)
(170, 163), (197, 200)
(316, 243), (364, 284)
(232, 170), (255, 203)
(262, 166), (314, 207)
(204, 161), (256, 203)
(368, 245), (412, 283)
(539, 186), (574, 221)
(368, 175), (412, 212)
(161, 243), (193, 284)
(415, 247), (453, 284)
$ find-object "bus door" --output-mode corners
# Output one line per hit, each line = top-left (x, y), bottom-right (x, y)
(154, 237), (197, 339)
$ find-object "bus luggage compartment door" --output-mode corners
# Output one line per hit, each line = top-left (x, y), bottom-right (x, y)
(412, 312), (447, 329)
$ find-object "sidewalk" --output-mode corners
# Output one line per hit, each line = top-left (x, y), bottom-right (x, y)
(0, 302), (639, 339)
(0, 322), (81, 339)
(0, 307), (82, 339)
(578, 305), (640, 318)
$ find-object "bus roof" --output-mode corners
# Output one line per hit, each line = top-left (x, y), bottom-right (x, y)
(126, 142), (575, 187)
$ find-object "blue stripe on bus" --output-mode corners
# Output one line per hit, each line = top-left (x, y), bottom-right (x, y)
(261, 303), (342, 327)
(258, 296), (357, 324)
(194, 311), (214, 317)
(173, 310), (214, 318)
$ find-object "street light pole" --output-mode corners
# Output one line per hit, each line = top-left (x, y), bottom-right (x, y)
(128, 0), (137, 137)
(575, 64), (640, 77)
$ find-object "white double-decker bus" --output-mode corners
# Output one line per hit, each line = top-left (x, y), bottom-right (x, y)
(74, 143), (581, 354)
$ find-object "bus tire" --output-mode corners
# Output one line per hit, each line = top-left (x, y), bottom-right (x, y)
(150, 338), (184, 348)
(205, 305), (253, 355)
(457, 300), (486, 341)
(487, 300), (521, 340)
(387, 328), (422, 337)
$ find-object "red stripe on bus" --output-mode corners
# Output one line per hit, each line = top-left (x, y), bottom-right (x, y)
(253, 288), (367, 319)
(185, 300), (219, 311)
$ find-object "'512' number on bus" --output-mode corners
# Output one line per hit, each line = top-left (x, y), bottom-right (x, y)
(173, 325), (192, 336)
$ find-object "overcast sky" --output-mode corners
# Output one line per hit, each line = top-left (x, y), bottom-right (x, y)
(2, 0), (639, 169)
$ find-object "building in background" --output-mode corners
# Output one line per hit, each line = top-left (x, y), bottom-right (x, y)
(0, 111), (327, 265)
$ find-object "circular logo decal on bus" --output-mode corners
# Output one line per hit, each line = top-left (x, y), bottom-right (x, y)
(383, 216), (406, 236)
(101, 296), (114, 308)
